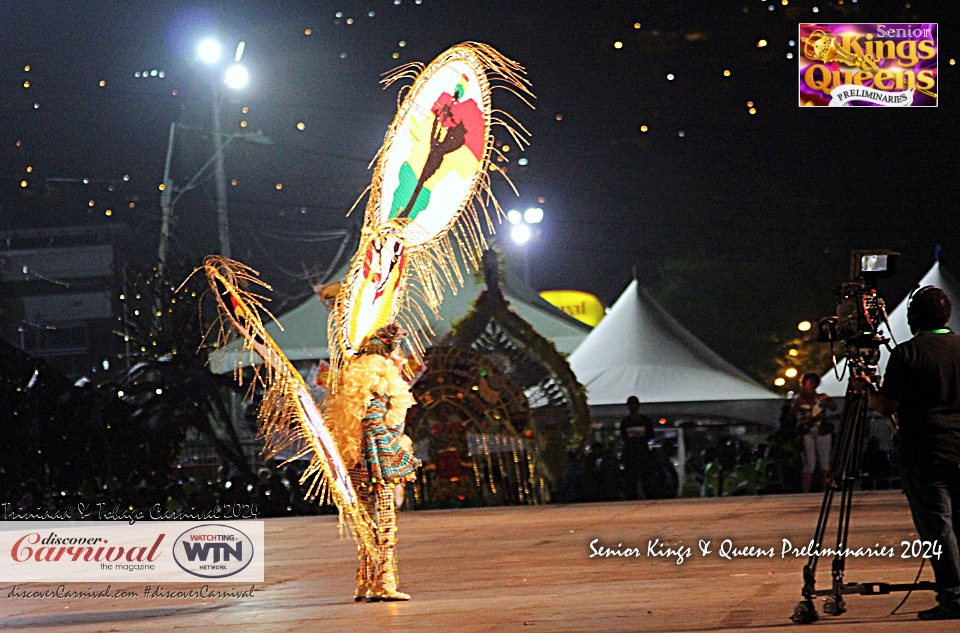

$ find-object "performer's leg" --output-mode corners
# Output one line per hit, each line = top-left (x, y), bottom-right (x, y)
(348, 464), (376, 601)
(372, 484), (410, 600)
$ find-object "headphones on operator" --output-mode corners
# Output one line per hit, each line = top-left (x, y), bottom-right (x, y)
(907, 285), (938, 335)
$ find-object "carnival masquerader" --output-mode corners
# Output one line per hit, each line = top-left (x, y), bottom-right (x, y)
(204, 43), (531, 605)
(324, 323), (420, 602)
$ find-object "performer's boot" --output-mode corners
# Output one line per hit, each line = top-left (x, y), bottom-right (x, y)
(371, 485), (410, 601)
(349, 464), (376, 602)
(354, 549), (375, 602)
(374, 541), (410, 601)
(801, 472), (814, 493)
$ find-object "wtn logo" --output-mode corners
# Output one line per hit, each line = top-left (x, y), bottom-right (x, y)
(180, 540), (243, 563)
(172, 524), (256, 578)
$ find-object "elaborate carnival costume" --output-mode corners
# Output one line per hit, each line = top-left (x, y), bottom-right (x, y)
(202, 42), (531, 602)
(324, 324), (419, 601)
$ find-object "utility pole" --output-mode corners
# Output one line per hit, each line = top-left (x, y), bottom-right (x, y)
(211, 88), (231, 258)
(157, 122), (176, 276)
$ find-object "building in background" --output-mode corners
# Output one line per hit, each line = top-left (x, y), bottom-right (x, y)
(0, 226), (124, 379)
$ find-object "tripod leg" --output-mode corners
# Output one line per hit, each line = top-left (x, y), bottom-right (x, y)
(794, 389), (868, 621)
(828, 392), (869, 615)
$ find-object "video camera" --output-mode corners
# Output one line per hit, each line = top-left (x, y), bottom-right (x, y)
(816, 250), (899, 345)
(791, 250), (937, 624)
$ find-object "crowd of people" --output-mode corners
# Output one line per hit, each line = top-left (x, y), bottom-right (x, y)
(559, 380), (900, 502)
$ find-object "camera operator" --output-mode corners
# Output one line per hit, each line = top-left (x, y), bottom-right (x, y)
(854, 286), (960, 621)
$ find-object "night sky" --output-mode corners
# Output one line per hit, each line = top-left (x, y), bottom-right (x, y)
(2, 0), (959, 376)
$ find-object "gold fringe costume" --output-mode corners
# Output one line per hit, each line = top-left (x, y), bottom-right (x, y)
(202, 42), (533, 603)
(324, 326), (420, 601)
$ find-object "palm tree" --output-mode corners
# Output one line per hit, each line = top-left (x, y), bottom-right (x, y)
(110, 264), (256, 489)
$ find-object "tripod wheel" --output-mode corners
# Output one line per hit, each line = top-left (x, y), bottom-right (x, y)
(822, 595), (845, 616)
(791, 600), (819, 625)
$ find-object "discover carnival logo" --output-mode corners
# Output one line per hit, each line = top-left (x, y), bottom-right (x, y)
(172, 524), (255, 579)
(798, 23), (937, 107)
(0, 521), (264, 582)
(11, 531), (164, 565)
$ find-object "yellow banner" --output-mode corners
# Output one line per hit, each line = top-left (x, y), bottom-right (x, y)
(539, 290), (605, 327)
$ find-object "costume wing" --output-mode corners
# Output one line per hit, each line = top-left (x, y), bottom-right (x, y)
(330, 42), (534, 376)
(203, 256), (376, 552)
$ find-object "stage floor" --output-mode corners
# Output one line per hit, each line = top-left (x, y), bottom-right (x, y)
(3, 491), (951, 632)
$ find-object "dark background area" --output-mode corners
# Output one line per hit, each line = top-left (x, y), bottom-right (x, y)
(1, 0), (957, 379)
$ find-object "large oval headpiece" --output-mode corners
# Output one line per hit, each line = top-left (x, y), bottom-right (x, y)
(369, 46), (493, 253)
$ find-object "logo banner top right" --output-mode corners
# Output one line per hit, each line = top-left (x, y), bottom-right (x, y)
(799, 23), (938, 107)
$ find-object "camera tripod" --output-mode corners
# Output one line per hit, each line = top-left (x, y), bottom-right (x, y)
(791, 337), (935, 624)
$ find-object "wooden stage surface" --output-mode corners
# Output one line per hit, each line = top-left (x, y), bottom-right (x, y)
(2, 491), (951, 632)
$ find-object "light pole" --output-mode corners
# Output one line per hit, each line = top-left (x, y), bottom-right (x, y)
(158, 39), (257, 273)
(211, 90), (230, 258)
(507, 207), (544, 287)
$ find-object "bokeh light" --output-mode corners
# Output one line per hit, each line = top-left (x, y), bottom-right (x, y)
(510, 224), (531, 244)
(224, 64), (249, 90)
(198, 39), (222, 64)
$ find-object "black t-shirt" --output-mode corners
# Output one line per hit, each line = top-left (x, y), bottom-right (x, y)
(620, 414), (655, 456)
(880, 331), (960, 464)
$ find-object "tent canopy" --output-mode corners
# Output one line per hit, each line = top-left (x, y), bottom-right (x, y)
(569, 280), (780, 407)
(820, 261), (960, 397)
(210, 261), (590, 372)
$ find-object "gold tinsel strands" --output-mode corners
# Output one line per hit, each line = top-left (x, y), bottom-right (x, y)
(199, 256), (378, 558)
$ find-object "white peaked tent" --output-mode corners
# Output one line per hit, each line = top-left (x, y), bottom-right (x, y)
(568, 280), (781, 425)
(820, 261), (960, 397)
(210, 263), (590, 372)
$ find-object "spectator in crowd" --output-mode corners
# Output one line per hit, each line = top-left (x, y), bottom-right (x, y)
(619, 395), (655, 499)
(790, 373), (838, 492)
